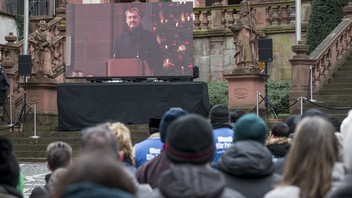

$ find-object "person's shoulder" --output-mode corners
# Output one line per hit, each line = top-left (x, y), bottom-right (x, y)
(29, 185), (48, 197)
(222, 188), (246, 198)
(142, 188), (164, 198)
(264, 186), (300, 198)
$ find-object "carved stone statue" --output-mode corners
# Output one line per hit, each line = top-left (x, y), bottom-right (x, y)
(230, 1), (259, 71)
(29, 20), (54, 78)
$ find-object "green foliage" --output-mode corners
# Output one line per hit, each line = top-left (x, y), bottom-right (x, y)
(207, 81), (228, 107)
(15, 15), (24, 40)
(207, 80), (291, 114)
(306, 0), (349, 53)
(267, 80), (292, 114)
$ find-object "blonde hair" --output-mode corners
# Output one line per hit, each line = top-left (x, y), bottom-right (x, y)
(281, 116), (338, 198)
(107, 122), (134, 166)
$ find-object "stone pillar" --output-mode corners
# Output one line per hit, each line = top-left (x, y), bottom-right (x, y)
(210, 37), (224, 80)
(210, 1), (223, 31)
(25, 76), (57, 114)
(3, 33), (19, 122)
(289, 41), (314, 114)
(20, 76), (58, 134)
(224, 72), (266, 113)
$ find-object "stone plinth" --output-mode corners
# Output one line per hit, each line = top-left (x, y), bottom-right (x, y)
(24, 76), (57, 114)
(224, 72), (266, 112)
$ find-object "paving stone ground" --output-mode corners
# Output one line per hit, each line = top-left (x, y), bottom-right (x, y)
(20, 162), (49, 198)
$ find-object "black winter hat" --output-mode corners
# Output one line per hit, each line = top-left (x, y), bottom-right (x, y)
(166, 114), (215, 165)
(159, 108), (188, 143)
(210, 104), (229, 127)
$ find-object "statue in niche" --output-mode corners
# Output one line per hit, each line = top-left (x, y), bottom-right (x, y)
(230, 1), (259, 71)
(29, 20), (54, 78)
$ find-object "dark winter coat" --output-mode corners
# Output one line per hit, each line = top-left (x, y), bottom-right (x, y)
(62, 182), (134, 198)
(0, 185), (23, 198)
(113, 25), (163, 75)
(136, 151), (171, 189)
(266, 137), (291, 161)
(329, 175), (352, 198)
(29, 173), (51, 198)
(218, 140), (282, 198)
(145, 164), (245, 198)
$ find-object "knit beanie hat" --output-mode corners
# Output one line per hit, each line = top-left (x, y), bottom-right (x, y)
(159, 108), (188, 143)
(210, 104), (230, 128)
(234, 113), (268, 144)
(166, 114), (215, 165)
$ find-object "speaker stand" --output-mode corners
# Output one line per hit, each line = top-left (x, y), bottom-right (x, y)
(14, 76), (30, 125)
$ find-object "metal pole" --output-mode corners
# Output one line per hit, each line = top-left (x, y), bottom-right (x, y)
(23, 0), (29, 55)
(309, 65), (317, 102)
(9, 95), (13, 126)
(295, 0), (301, 43)
(264, 62), (268, 115)
(300, 97), (304, 115)
(256, 91), (259, 116)
(30, 104), (39, 138)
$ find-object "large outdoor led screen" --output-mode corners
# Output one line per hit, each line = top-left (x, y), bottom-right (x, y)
(66, 2), (193, 78)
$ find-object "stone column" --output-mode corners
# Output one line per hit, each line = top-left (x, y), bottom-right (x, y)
(22, 75), (58, 130)
(289, 41), (314, 114)
(210, 37), (224, 80)
(2, 33), (19, 123)
(210, 1), (223, 31)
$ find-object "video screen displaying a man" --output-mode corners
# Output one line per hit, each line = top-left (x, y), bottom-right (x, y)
(66, 3), (193, 78)
(113, 7), (163, 76)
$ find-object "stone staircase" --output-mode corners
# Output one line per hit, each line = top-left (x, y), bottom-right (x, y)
(305, 57), (352, 120)
(0, 117), (149, 161)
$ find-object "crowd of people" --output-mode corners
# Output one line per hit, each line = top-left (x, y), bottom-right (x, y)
(1, 106), (352, 198)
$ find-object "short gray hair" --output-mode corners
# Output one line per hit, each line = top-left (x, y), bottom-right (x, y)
(80, 124), (119, 155)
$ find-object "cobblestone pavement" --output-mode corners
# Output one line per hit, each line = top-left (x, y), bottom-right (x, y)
(20, 162), (49, 198)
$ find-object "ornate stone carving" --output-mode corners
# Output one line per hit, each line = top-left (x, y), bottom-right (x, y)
(28, 20), (54, 78)
(234, 87), (248, 99)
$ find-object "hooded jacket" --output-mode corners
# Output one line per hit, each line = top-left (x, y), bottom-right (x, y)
(62, 182), (134, 198)
(266, 137), (291, 161)
(0, 185), (23, 198)
(218, 140), (282, 198)
(145, 164), (245, 198)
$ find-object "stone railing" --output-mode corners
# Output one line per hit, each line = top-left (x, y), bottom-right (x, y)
(309, 4), (352, 91)
(193, 0), (312, 35)
(0, 14), (66, 120)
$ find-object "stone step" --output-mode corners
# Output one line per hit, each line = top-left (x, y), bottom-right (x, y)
(317, 88), (352, 95)
(337, 66), (352, 71)
(323, 83), (352, 89)
(13, 143), (80, 151)
(314, 94), (352, 101)
(329, 77), (352, 83)
(15, 151), (80, 160)
(304, 100), (352, 108)
(6, 137), (79, 145)
(333, 71), (352, 77)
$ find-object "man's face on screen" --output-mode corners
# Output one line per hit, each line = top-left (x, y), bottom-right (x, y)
(126, 11), (141, 31)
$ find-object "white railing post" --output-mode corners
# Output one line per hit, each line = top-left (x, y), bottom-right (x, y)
(30, 104), (39, 138)
(300, 97), (304, 115)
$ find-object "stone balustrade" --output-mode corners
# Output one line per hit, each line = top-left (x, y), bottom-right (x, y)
(193, 0), (312, 34)
(309, 4), (352, 91)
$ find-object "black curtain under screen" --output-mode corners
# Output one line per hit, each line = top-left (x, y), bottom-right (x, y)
(57, 82), (210, 131)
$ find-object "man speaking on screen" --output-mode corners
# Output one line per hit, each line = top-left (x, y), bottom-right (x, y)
(114, 7), (163, 76)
